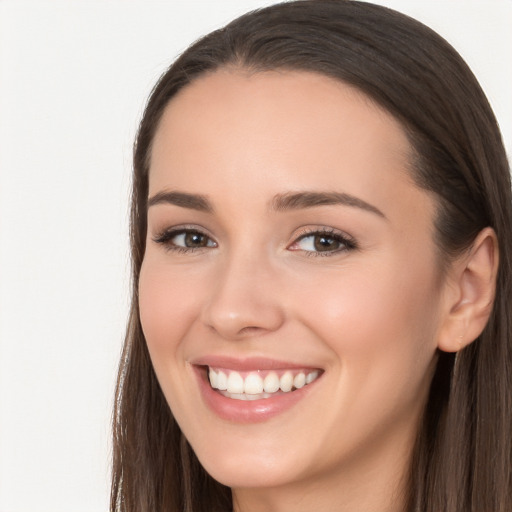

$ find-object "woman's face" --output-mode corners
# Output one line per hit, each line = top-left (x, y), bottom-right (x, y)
(139, 70), (448, 496)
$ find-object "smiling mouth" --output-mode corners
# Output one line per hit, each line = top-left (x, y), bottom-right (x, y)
(207, 367), (322, 401)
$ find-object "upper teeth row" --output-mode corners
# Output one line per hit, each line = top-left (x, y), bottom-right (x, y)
(208, 368), (320, 395)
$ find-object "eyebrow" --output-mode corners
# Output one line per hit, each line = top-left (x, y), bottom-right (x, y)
(147, 189), (385, 219)
(270, 191), (386, 218)
(147, 191), (213, 213)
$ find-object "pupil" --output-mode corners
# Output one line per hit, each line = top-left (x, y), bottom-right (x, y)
(314, 236), (338, 252)
(185, 232), (205, 247)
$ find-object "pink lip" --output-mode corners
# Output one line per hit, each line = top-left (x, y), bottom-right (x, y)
(191, 357), (323, 424)
(191, 355), (315, 372)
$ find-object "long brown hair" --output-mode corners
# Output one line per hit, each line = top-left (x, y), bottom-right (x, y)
(111, 2), (512, 511)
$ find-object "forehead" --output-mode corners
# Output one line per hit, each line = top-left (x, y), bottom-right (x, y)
(149, 69), (424, 219)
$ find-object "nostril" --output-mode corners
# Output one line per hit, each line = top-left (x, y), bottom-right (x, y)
(238, 326), (266, 336)
(206, 323), (269, 339)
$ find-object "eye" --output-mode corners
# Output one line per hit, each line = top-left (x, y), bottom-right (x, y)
(288, 229), (356, 255)
(172, 231), (215, 248)
(153, 228), (217, 252)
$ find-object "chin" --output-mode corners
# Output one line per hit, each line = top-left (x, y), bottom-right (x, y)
(192, 440), (307, 489)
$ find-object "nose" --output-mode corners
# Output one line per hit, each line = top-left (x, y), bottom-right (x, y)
(200, 250), (286, 340)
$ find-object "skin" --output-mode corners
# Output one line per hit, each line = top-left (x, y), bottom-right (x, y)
(138, 70), (496, 512)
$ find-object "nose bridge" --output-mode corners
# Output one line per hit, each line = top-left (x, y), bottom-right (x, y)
(201, 241), (285, 339)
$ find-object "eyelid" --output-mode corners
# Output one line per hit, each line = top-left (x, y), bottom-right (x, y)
(151, 223), (357, 256)
(288, 226), (357, 255)
(152, 224), (217, 252)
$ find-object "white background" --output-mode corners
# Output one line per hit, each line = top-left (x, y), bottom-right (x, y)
(0, 1), (510, 511)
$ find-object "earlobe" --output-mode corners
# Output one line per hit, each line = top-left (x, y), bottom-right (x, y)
(437, 227), (499, 353)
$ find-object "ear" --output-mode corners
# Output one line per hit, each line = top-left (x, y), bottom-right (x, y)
(437, 227), (499, 353)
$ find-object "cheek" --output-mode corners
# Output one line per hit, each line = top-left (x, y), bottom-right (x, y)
(138, 259), (203, 360)
(293, 257), (440, 381)
(138, 257), (214, 426)
(291, 261), (440, 448)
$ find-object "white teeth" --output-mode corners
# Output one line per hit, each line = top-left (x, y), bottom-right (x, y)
(208, 368), (218, 388)
(293, 372), (306, 389)
(217, 370), (228, 391)
(226, 372), (244, 394)
(244, 373), (264, 394)
(225, 392), (273, 401)
(280, 371), (293, 392)
(263, 372), (280, 393)
(208, 367), (321, 398)
(306, 370), (319, 384)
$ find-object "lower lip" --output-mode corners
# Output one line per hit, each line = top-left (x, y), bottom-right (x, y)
(194, 367), (318, 423)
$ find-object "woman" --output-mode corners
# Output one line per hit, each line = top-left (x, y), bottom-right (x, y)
(111, 1), (512, 511)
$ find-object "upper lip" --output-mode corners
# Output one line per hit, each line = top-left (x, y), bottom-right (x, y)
(190, 355), (322, 372)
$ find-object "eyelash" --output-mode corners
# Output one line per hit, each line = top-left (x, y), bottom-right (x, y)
(290, 227), (357, 257)
(153, 226), (357, 257)
(153, 226), (216, 254)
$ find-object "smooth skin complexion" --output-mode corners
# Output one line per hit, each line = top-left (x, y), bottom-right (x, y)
(139, 70), (497, 512)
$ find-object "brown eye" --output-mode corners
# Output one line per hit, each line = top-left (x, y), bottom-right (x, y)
(313, 235), (342, 252)
(289, 230), (356, 256)
(154, 229), (217, 251)
(183, 231), (210, 247)
(294, 233), (344, 253)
